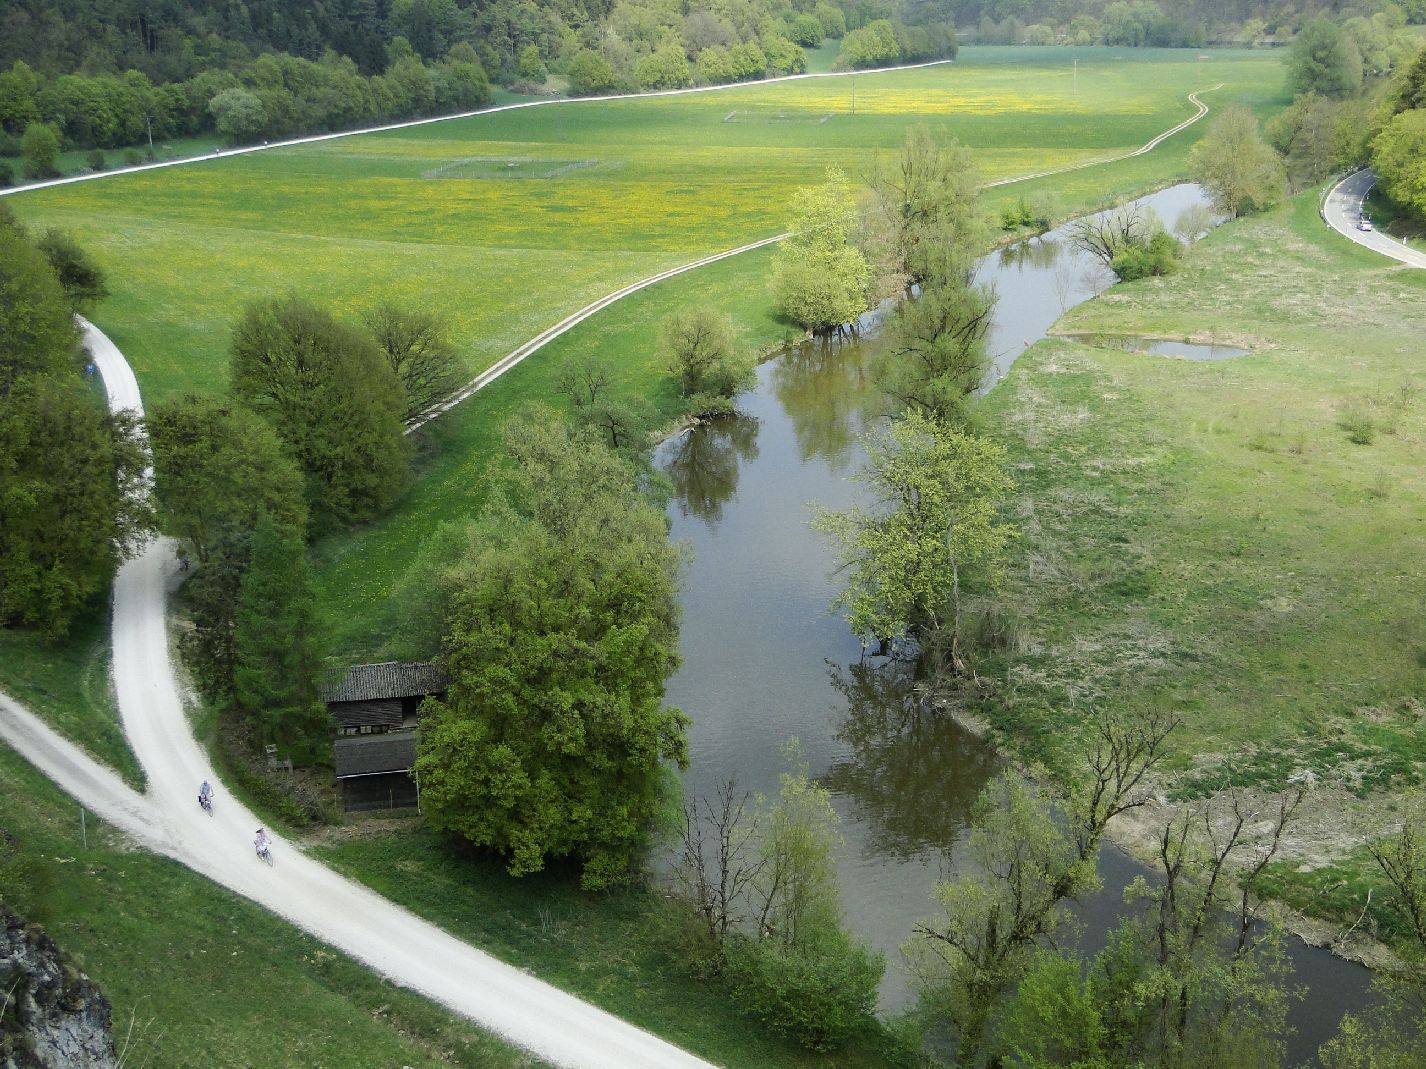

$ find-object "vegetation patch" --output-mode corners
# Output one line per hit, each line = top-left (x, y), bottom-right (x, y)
(979, 189), (1426, 910)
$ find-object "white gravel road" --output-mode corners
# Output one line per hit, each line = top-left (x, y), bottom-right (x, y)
(1323, 169), (1426, 270)
(37, 319), (720, 1069)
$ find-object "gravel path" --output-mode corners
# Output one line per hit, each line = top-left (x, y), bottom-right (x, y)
(0, 319), (718, 1069)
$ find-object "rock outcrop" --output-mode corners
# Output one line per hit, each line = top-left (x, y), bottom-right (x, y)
(0, 906), (117, 1069)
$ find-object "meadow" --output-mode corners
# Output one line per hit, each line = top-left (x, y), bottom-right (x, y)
(978, 191), (1426, 913)
(5, 47), (1284, 403)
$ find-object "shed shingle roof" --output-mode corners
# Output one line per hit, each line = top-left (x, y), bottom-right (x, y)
(333, 731), (418, 778)
(321, 661), (449, 704)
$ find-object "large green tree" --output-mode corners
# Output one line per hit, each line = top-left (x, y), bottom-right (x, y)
(229, 296), (410, 530)
(770, 167), (872, 335)
(873, 277), (995, 426)
(361, 300), (464, 420)
(1287, 18), (1363, 99)
(415, 412), (688, 889)
(658, 304), (754, 401)
(1189, 105), (1285, 218)
(863, 126), (986, 294)
(147, 394), (308, 696)
(35, 227), (109, 313)
(1373, 109), (1426, 223)
(0, 215), (79, 397)
(812, 411), (1014, 666)
(233, 512), (329, 757)
(0, 375), (149, 637)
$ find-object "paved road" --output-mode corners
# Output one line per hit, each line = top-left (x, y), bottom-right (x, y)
(1323, 170), (1426, 270)
(0, 319), (719, 1069)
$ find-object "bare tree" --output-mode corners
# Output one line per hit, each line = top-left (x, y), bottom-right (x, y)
(907, 710), (1180, 1065)
(554, 354), (612, 413)
(1066, 202), (1156, 267)
(675, 778), (764, 952)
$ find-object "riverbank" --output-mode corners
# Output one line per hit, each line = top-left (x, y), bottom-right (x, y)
(979, 187), (1426, 963)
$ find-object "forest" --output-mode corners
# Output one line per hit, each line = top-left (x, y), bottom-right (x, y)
(4, 0), (1421, 168)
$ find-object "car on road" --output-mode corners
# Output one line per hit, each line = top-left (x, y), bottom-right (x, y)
(1359, 219), (1374, 232)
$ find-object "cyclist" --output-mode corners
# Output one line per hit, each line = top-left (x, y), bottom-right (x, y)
(254, 828), (272, 862)
(198, 780), (213, 809)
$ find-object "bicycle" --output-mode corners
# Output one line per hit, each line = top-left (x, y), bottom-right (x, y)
(198, 793), (214, 816)
(256, 842), (274, 867)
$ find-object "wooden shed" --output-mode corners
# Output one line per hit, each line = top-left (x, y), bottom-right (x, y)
(332, 732), (419, 812)
(320, 661), (449, 736)
(322, 661), (448, 812)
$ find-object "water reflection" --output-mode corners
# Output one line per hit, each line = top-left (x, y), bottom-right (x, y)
(770, 335), (880, 469)
(996, 236), (1063, 270)
(663, 415), (760, 525)
(822, 660), (1000, 861)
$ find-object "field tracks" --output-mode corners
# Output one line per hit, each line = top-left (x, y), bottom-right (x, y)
(407, 84), (1224, 433)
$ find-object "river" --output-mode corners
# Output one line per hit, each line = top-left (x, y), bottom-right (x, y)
(656, 184), (1375, 1062)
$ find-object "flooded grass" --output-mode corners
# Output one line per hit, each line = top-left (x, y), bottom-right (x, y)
(981, 190), (1426, 938)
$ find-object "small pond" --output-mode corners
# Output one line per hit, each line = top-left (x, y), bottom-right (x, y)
(1063, 332), (1253, 361)
(657, 184), (1372, 1062)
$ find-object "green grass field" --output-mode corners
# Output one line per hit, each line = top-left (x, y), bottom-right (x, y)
(978, 192), (1426, 885)
(5, 48), (1284, 403)
(0, 748), (544, 1069)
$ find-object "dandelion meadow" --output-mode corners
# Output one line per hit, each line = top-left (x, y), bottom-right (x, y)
(8, 47), (1283, 402)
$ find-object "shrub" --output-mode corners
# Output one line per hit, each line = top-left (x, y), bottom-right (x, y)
(790, 14), (824, 46)
(1338, 405), (1376, 445)
(1110, 230), (1181, 281)
(121, 148), (142, 167)
(567, 49), (618, 95)
(19, 122), (60, 180)
(0, 160), (11, 187)
(724, 929), (884, 1051)
(85, 149), (106, 171)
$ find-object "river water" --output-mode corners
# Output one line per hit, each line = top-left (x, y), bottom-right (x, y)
(657, 185), (1374, 1061)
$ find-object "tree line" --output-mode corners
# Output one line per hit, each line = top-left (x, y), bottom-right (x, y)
(954, 0), (1425, 47)
(0, 0), (959, 181)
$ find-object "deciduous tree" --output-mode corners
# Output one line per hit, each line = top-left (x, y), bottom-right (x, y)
(233, 512), (329, 758)
(1190, 106), (1285, 218)
(415, 413), (688, 889)
(147, 394), (308, 696)
(770, 167), (871, 334)
(362, 300), (464, 420)
(0, 216), (79, 396)
(0, 376), (149, 637)
(1373, 109), (1426, 224)
(1287, 18), (1363, 99)
(35, 228), (108, 312)
(230, 296), (410, 530)
(812, 411), (1014, 665)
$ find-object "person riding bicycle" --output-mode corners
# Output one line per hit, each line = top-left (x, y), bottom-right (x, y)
(254, 828), (271, 859)
(198, 780), (213, 807)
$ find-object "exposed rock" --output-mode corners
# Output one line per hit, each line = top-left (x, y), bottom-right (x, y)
(0, 905), (117, 1069)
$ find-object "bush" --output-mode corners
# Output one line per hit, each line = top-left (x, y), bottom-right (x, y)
(85, 149), (106, 171)
(567, 49), (618, 95)
(1338, 406), (1377, 445)
(724, 930), (884, 1051)
(121, 148), (142, 167)
(0, 160), (11, 187)
(790, 14), (824, 46)
(1110, 231), (1181, 281)
(19, 122), (60, 180)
